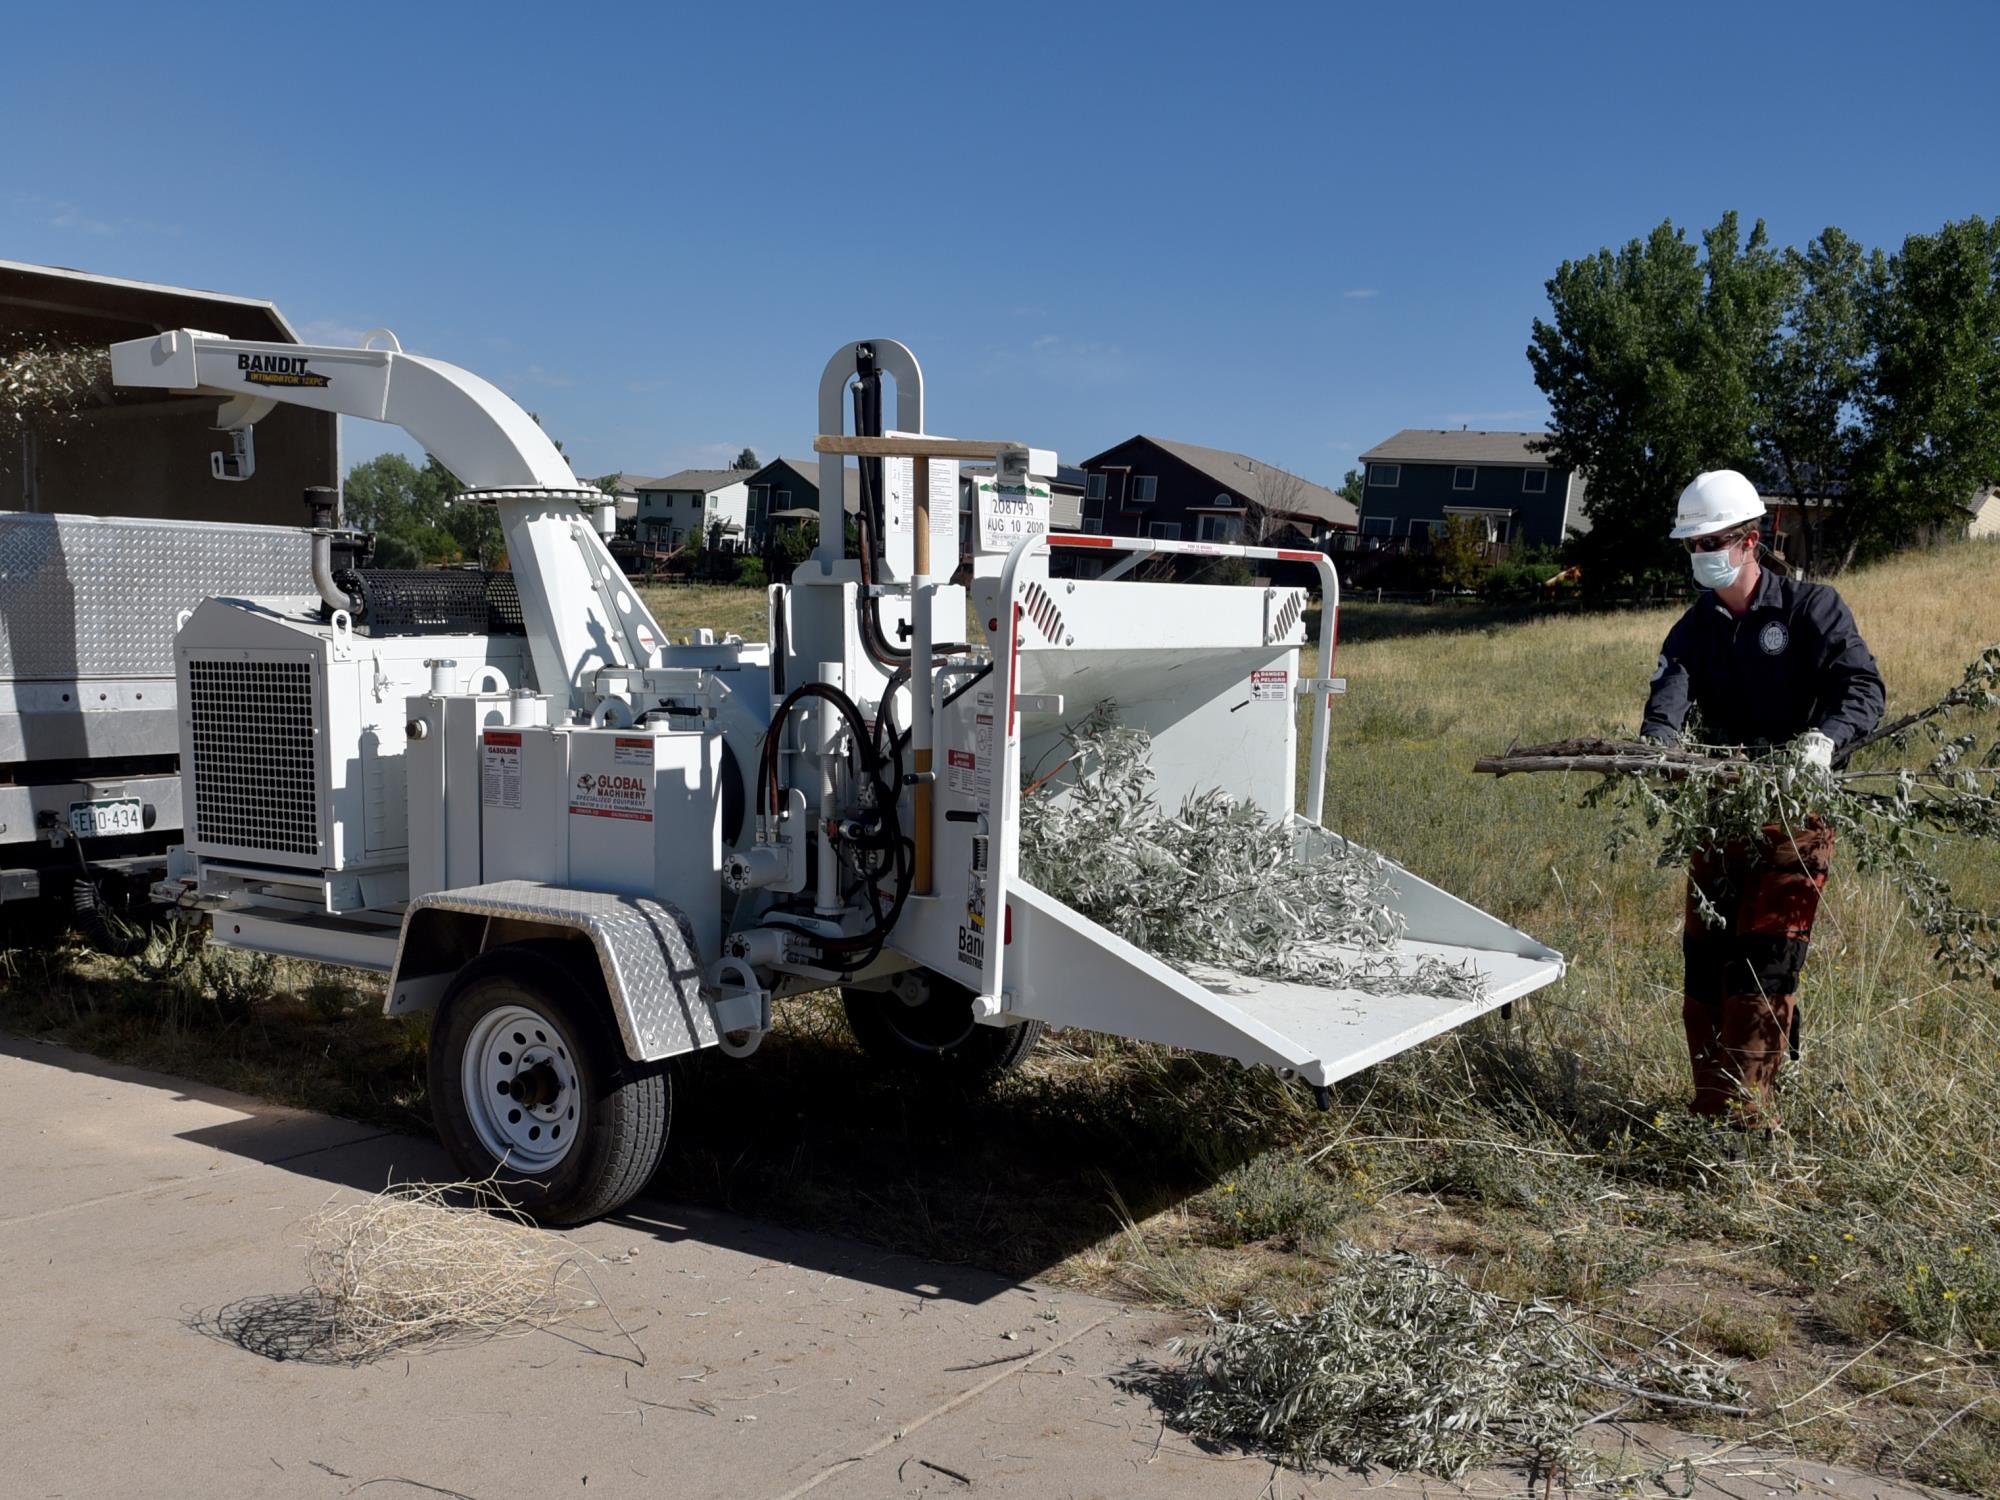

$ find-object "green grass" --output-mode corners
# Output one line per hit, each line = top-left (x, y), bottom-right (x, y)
(636, 581), (769, 643)
(8, 546), (2000, 1491)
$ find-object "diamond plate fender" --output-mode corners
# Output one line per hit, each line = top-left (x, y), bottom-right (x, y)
(388, 879), (719, 1063)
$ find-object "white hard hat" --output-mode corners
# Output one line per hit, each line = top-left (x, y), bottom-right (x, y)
(1671, 470), (1765, 539)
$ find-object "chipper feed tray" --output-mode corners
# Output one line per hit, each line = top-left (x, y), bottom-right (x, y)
(915, 534), (1566, 1089)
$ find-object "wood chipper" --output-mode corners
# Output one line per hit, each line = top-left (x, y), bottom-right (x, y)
(108, 330), (1564, 1222)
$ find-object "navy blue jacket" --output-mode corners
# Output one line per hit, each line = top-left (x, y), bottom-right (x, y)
(1641, 568), (1885, 752)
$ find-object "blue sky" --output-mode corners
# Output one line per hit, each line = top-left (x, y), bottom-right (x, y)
(5, 2), (1995, 490)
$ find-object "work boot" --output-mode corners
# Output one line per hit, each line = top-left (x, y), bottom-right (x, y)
(1681, 996), (1731, 1118)
(1714, 990), (1796, 1129)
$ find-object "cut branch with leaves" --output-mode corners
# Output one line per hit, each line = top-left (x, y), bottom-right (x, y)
(1474, 647), (2000, 985)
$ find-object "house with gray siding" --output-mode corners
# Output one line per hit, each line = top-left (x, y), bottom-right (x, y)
(634, 468), (752, 549)
(1355, 430), (1586, 549)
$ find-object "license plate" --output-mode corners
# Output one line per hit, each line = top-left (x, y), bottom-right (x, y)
(69, 797), (143, 838)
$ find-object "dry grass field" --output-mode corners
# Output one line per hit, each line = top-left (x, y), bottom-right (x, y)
(5, 545), (1998, 1490)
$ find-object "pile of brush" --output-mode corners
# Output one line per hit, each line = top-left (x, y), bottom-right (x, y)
(1019, 712), (1482, 1002)
(304, 1181), (602, 1362)
(1166, 1247), (1746, 1480)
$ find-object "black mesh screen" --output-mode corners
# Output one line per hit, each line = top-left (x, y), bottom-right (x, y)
(339, 570), (527, 636)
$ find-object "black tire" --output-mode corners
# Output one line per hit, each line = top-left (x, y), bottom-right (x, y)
(428, 941), (669, 1225)
(840, 971), (1044, 1081)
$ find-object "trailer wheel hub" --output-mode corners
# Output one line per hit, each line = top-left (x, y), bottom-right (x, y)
(462, 1003), (579, 1173)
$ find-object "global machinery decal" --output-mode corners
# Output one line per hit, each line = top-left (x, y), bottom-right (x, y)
(238, 352), (330, 389)
(569, 739), (656, 822)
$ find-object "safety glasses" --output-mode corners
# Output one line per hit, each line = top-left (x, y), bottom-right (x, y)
(1685, 527), (1751, 554)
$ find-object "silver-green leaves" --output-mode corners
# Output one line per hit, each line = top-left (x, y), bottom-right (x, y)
(1020, 713), (1483, 1002)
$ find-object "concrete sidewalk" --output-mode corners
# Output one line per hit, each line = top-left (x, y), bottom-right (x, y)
(0, 1035), (1948, 1500)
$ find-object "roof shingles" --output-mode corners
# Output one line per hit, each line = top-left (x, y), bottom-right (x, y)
(1359, 429), (1554, 467)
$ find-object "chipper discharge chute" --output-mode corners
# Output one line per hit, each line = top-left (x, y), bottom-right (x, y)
(119, 329), (1562, 1222)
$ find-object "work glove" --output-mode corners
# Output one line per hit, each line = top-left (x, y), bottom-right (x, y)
(1793, 729), (1835, 771)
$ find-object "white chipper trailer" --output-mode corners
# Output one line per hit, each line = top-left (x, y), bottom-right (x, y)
(109, 329), (1563, 1223)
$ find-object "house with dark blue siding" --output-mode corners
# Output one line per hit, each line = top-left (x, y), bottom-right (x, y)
(1355, 430), (1587, 550)
(1075, 435), (1356, 543)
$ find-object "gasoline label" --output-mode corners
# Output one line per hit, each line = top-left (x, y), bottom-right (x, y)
(482, 731), (522, 810)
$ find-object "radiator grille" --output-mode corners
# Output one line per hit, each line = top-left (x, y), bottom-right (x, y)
(187, 659), (320, 857)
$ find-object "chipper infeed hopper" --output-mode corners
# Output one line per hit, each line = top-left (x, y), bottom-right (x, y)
(948, 533), (1565, 1090)
(118, 328), (1562, 1222)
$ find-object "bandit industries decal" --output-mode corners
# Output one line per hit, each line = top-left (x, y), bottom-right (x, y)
(237, 352), (330, 389)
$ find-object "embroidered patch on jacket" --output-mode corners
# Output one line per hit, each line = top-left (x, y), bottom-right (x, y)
(1650, 654), (1668, 683)
(1759, 621), (1789, 655)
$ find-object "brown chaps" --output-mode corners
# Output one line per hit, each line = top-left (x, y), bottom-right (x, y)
(1682, 819), (1836, 1126)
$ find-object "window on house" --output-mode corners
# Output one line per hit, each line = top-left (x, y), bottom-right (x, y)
(1198, 514), (1242, 543)
(1360, 515), (1393, 535)
(1131, 475), (1158, 504)
(1148, 521), (1181, 540)
(774, 488), (789, 508)
(1083, 513), (1104, 534)
(1368, 463), (1400, 487)
(1453, 467), (1476, 491)
(1086, 472), (1106, 502)
(1522, 468), (1548, 494)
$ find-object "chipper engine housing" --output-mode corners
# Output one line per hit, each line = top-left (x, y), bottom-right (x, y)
(115, 328), (1564, 1223)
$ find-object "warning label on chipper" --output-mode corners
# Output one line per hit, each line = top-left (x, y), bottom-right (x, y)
(1250, 669), (1289, 702)
(946, 747), (978, 795)
(482, 732), (522, 810)
(570, 770), (654, 822)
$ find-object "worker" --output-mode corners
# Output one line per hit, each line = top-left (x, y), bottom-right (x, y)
(1639, 470), (1885, 1128)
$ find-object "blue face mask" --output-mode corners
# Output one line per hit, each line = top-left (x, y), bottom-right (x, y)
(1690, 547), (1743, 591)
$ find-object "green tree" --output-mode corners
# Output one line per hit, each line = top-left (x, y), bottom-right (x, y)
(1339, 468), (1363, 508)
(342, 453), (459, 568)
(1848, 216), (2000, 568)
(1433, 515), (1491, 591)
(772, 519), (817, 570)
(1754, 227), (1869, 576)
(1528, 213), (1792, 588)
(340, 452), (511, 569)
(732, 447), (760, 471)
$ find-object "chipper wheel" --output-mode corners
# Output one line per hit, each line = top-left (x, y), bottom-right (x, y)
(429, 941), (669, 1225)
(840, 970), (1044, 1082)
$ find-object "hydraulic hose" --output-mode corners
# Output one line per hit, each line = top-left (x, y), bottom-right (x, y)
(851, 367), (908, 667)
(753, 678), (912, 973)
